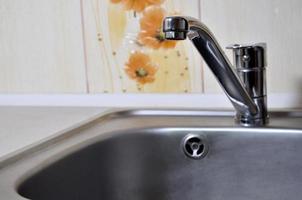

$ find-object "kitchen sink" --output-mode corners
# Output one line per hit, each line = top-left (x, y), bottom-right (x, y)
(1, 109), (302, 200)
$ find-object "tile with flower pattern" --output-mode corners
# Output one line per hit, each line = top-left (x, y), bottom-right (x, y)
(81, 0), (203, 93)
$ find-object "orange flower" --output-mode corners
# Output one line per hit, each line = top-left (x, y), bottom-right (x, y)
(125, 51), (157, 84)
(138, 7), (177, 49)
(110, 0), (165, 12)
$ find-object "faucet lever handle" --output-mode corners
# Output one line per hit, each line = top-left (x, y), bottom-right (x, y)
(227, 43), (269, 125)
(226, 43), (267, 70)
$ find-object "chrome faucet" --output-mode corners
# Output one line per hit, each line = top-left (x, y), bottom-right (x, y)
(163, 16), (268, 126)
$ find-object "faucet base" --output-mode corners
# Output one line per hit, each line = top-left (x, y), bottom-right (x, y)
(236, 96), (269, 126)
(236, 113), (269, 127)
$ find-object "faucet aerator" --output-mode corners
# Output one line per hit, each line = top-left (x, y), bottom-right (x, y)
(163, 16), (188, 40)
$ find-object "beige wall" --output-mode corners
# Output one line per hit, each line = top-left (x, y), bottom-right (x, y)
(0, 0), (301, 94)
(0, 0), (87, 93)
(202, 0), (302, 94)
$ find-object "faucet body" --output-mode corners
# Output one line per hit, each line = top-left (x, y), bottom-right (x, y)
(163, 16), (268, 126)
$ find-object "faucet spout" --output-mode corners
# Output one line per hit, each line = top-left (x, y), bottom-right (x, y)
(163, 16), (260, 124)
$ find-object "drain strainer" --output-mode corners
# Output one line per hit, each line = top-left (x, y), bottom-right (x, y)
(182, 134), (208, 159)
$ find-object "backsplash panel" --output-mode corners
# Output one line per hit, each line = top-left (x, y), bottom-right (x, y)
(0, 0), (301, 96)
(202, 0), (302, 94)
(82, 0), (203, 93)
(0, 0), (87, 93)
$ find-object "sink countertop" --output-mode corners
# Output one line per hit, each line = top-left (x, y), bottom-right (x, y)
(0, 106), (111, 163)
(1, 107), (302, 164)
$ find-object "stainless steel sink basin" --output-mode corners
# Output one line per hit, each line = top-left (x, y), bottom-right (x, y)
(1, 109), (302, 200)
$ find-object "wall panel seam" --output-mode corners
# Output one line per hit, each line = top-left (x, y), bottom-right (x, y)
(198, 0), (205, 93)
(80, 0), (90, 93)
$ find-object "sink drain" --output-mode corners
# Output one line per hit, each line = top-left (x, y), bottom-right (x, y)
(182, 134), (208, 159)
